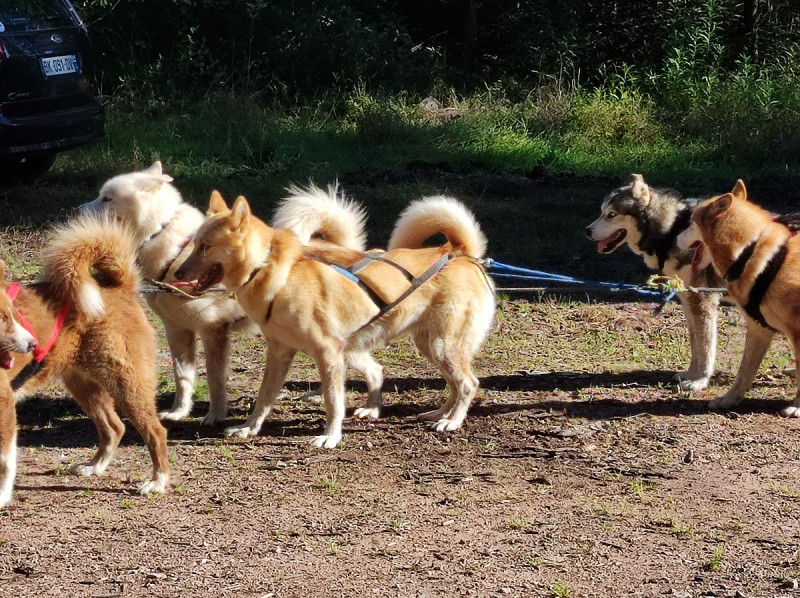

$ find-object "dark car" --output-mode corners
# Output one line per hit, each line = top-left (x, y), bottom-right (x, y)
(0, 0), (104, 179)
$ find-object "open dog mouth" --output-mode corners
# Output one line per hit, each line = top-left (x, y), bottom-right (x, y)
(597, 229), (626, 254)
(192, 263), (223, 293)
(690, 241), (705, 274)
(0, 347), (14, 370)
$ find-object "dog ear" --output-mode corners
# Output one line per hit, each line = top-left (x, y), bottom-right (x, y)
(229, 196), (251, 232)
(141, 160), (173, 183)
(706, 194), (732, 218)
(629, 174), (650, 205)
(731, 179), (747, 201)
(207, 190), (229, 215)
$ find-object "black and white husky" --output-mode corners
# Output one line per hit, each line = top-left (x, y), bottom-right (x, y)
(585, 174), (724, 391)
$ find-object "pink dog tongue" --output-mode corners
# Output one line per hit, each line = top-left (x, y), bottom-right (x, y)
(597, 235), (617, 254)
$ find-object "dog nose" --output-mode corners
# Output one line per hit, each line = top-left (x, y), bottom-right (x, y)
(584, 226), (593, 239)
(26, 339), (38, 352)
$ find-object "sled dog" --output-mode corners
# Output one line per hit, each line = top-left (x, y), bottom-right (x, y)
(677, 180), (800, 415)
(82, 163), (367, 424)
(174, 192), (495, 448)
(586, 174), (725, 391)
(0, 215), (169, 507)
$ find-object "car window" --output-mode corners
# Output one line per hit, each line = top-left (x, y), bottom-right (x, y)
(0, 0), (78, 32)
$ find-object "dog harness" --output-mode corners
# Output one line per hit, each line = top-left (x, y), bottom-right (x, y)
(724, 237), (788, 331)
(309, 251), (457, 332)
(5, 282), (69, 390)
(638, 207), (692, 271)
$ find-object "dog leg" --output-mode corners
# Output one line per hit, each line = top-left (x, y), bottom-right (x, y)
(311, 347), (347, 448)
(63, 371), (126, 477)
(199, 324), (231, 426)
(711, 321), (774, 409)
(780, 336), (800, 417)
(414, 328), (480, 432)
(0, 385), (16, 507)
(674, 292), (719, 391)
(118, 397), (170, 495)
(348, 351), (384, 420)
(422, 360), (479, 432)
(110, 334), (170, 495)
(225, 340), (296, 439)
(159, 325), (197, 421)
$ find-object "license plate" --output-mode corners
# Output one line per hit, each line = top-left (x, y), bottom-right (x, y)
(40, 54), (79, 77)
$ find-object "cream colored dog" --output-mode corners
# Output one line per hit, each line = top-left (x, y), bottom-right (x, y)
(174, 192), (495, 447)
(82, 164), (367, 424)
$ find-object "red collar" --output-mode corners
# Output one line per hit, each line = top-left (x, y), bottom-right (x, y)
(6, 281), (69, 363)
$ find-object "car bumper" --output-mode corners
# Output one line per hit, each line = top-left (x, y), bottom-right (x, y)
(0, 101), (104, 155)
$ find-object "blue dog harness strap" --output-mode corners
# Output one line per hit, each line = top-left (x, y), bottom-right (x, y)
(349, 252), (415, 281)
(308, 251), (457, 332)
(307, 254), (388, 310)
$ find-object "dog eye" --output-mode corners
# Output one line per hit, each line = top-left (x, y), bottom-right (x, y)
(200, 243), (209, 256)
(102, 196), (112, 203)
(607, 211), (617, 219)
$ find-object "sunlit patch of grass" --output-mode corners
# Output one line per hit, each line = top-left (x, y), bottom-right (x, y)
(706, 545), (725, 572)
(313, 467), (343, 496)
(769, 481), (800, 499)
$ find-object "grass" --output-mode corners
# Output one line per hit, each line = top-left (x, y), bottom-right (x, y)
(314, 467), (343, 495)
(707, 545), (726, 572)
(4, 85), (800, 289)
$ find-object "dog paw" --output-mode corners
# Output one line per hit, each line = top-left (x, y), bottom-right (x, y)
(69, 463), (99, 477)
(138, 476), (168, 496)
(709, 393), (742, 410)
(310, 433), (342, 449)
(201, 409), (227, 426)
(224, 424), (257, 439)
(353, 407), (380, 420)
(159, 407), (192, 422)
(674, 376), (710, 392)
(429, 418), (464, 433)
(781, 405), (800, 418)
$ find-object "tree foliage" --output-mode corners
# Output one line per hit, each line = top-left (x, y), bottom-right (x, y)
(74, 0), (800, 100)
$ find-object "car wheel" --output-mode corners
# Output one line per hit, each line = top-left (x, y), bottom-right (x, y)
(0, 153), (57, 182)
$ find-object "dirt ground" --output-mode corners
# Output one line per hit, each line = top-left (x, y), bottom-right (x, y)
(4, 170), (800, 598)
(3, 293), (800, 598)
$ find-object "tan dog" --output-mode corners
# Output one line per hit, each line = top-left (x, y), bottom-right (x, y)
(82, 163), (368, 425)
(0, 215), (169, 507)
(0, 260), (37, 507)
(174, 192), (495, 447)
(677, 180), (800, 415)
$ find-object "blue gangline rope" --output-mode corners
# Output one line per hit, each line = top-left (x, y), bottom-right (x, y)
(483, 258), (678, 304)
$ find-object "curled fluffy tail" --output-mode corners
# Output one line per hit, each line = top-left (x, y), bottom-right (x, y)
(40, 214), (140, 319)
(273, 183), (367, 251)
(388, 196), (487, 258)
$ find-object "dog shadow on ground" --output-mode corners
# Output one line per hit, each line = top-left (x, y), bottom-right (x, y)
(15, 367), (790, 450)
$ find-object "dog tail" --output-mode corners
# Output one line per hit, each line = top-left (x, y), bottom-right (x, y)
(40, 214), (140, 319)
(388, 196), (487, 258)
(273, 182), (367, 251)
